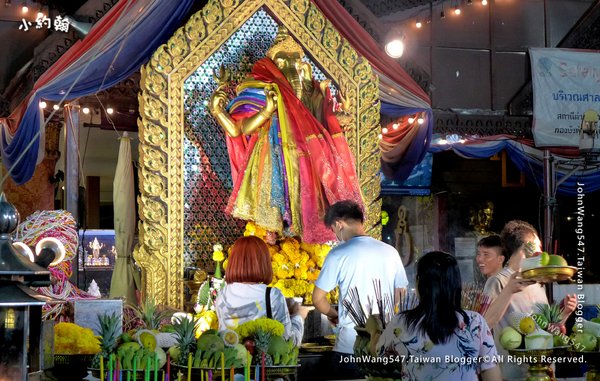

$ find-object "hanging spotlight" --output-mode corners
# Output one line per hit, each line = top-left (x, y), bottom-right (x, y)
(392, 123), (399, 130)
(385, 38), (405, 58)
(106, 107), (114, 115)
(417, 117), (425, 125)
(440, 10), (446, 18)
(382, 127), (389, 134)
(467, 0), (473, 4)
(82, 107), (90, 114)
(4, 0), (11, 8)
(415, 19), (422, 29)
(454, 5), (461, 15)
(408, 117), (415, 124)
(21, 1), (27, 13)
(52, 104), (59, 111)
(482, 0), (488, 5)
(39, 101), (47, 109)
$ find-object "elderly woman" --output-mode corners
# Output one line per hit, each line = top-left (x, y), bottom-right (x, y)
(215, 236), (312, 345)
(375, 251), (502, 381)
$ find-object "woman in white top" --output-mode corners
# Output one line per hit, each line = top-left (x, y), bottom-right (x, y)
(215, 236), (312, 345)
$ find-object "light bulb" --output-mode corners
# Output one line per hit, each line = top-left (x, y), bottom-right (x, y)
(82, 107), (90, 114)
(416, 20), (422, 29)
(454, 7), (461, 15)
(21, 3), (27, 13)
(37, 10), (43, 18)
(408, 117), (415, 124)
(39, 101), (47, 109)
(106, 107), (114, 114)
(417, 117), (424, 125)
(377, 134), (383, 140)
(385, 39), (404, 58)
(53, 104), (59, 111)
(392, 123), (399, 130)
(482, 0), (487, 5)
(382, 127), (389, 134)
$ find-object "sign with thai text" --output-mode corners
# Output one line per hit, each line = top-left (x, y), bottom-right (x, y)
(530, 48), (600, 147)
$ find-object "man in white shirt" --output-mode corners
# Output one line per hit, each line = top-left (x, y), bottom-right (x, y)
(313, 200), (408, 380)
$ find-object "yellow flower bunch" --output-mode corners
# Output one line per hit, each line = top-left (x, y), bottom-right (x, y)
(212, 243), (225, 262)
(243, 221), (268, 240)
(235, 317), (285, 339)
(195, 310), (219, 338)
(54, 322), (101, 355)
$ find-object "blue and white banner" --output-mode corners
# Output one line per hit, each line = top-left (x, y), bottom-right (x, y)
(530, 48), (600, 147)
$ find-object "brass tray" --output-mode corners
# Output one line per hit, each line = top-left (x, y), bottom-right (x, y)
(301, 343), (334, 352)
(521, 266), (577, 283)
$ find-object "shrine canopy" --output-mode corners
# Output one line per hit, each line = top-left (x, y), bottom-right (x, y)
(0, 0), (194, 185)
(313, 0), (433, 183)
(1, 0), (431, 185)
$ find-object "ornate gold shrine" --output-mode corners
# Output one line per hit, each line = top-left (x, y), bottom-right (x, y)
(136, 0), (381, 308)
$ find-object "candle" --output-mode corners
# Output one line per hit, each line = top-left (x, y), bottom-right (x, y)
(221, 352), (225, 381)
(255, 365), (259, 381)
(154, 353), (159, 381)
(261, 353), (265, 381)
(230, 367), (234, 381)
(246, 352), (251, 381)
(108, 354), (114, 381)
(133, 352), (137, 377)
(187, 353), (192, 381)
(166, 353), (170, 381)
(146, 355), (151, 381)
(201, 370), (204, 381)
(127, 369), (131, 381)
(244, 362), (248, 381)
(115, 358), (120, 381)
(100, 355), (104, 381)
(208, 369), (212, 381)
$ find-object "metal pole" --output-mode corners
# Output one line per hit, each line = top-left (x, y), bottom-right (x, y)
(64, 102), (80, 285)
(543, 149), (553, 252)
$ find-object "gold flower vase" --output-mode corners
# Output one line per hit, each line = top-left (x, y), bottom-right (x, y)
(508, 348), (554, 381)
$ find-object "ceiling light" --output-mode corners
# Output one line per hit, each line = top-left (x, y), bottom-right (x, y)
(106, 107), (114, 115)
(39, 101), (46, 109)
(408, 117), (415, 124)
(415, 20), (422, 29)
(385, 39), (404, 59)
(52, 104), (59, 111)
(392, 123), (399, 130)
(382, 127), (389, 134)
(454, 6), (461, 15)
(377, 134), (383, 140)
(417, 117), (424, 125)
(82, 107), (90, 114)
(482, 0), (488, 5)
(21, 1), (27, 13)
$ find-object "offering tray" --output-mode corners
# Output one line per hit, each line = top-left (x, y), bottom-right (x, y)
(521, 266), (577, 283)
(301, 342), (334, 352)
(568, 350), (600, 381)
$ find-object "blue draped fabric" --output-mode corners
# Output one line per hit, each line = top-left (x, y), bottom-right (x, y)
(2, 0), (194, 184)
(430, 136), (600, 196)
(380, 101), (433, 182)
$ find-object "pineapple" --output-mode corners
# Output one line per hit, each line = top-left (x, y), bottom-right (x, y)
(92, 312), (121, 368)
(172, 315), (197, 366)
(253, 329), (274, 366)
(133, 298), (172, 330)
(535, 303), (566, 335)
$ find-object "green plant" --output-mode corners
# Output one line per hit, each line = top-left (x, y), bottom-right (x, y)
(91, 312), (121, 368)
(172, 316), (197, 366)
(132, 298), (173, 330)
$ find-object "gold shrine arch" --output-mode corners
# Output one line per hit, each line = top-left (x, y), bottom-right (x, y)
(136, 0), (381, 308)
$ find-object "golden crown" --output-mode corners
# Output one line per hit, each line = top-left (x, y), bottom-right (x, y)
(266, 26), (305, 60)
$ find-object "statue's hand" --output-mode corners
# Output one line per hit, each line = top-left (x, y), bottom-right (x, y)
(263, 84), (278, 115)
(209, 85), (228, 115)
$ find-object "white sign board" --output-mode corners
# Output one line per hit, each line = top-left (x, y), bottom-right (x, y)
(530, 48), (600, 147)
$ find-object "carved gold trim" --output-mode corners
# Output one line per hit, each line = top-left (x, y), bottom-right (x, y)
(137, 0), (381, 307)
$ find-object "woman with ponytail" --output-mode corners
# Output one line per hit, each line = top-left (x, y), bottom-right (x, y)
(375, 251), (502, 381)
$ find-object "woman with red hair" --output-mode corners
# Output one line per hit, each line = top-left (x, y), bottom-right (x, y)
(215, 236), (312, 345)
